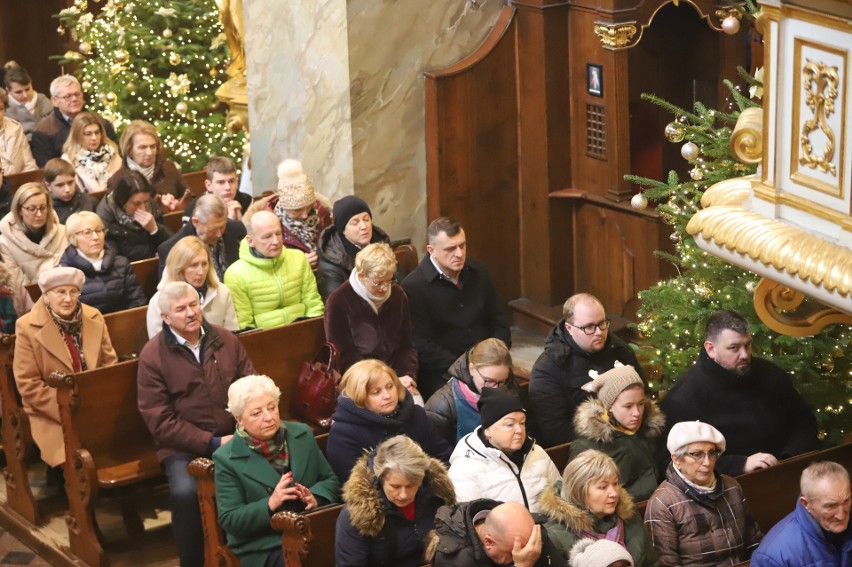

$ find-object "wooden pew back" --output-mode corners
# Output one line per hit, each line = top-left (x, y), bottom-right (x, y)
(131, 257), (160, 300)
(183, 169), (208, 197)
(163, 210), (184, 233)
(545, 441), (572, 473)
(188, 458), (239, 567)
(6, 169), (44, 191)
(272, 504), (344, 567)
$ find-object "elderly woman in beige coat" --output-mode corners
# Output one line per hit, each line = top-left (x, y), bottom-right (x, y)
(0, 182), (67, 289)
(13, 267), (117, 477)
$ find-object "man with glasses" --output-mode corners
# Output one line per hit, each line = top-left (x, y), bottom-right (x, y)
(645, 421), (763, 566)
(660, 309), (818, 476)
(30, 75), (117, 167)
(529, 293), (644, 447)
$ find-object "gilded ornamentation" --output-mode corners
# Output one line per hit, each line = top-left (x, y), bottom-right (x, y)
(715, 8), (742, 22)
(730, 107), (763, 164)
(799, 60), (839, 175)
(593, 22), (638, 49)
(754, 278), (852, 336)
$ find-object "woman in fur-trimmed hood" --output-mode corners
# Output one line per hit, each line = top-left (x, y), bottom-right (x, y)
(541, 449), (659, 567)
(569, 364), (665, 501)
(334, 435), (456, 567)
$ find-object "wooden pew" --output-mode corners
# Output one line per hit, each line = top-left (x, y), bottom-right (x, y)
(6, 169), (44, 191)
(273, 504), (344, 567)
(545, 441), (572, 473)
(182, 169), (208, 197)
(130, 257), (160, 300)
(163, 210), (184, 233)
(188, 458), (240, 567)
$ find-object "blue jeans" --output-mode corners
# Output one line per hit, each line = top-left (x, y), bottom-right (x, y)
(163, 454), (204, 567)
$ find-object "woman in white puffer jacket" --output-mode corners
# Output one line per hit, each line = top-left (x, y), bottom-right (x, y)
(448, 387), (560, 513)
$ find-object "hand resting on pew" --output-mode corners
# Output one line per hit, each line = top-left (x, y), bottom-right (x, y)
(745, 452), (779, 472)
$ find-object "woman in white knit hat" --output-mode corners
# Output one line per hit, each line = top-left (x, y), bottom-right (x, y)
(273, 159), (331, 271)
(570, 538), (634, 567)
(569, 364), (665, 500)
(644, 421), (763, 566)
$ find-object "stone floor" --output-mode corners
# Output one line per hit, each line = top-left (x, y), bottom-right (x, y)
(0, 528), (50, 567)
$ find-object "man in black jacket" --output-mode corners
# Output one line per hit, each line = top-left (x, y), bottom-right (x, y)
(157, 194), (246, 280)
(402, 217), (511, 399)
(529, 293), (644, 447)
(660, 309), (818, 476)
(427, 499), (567, 567)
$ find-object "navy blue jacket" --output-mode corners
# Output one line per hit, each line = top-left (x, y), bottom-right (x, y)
(751, 499), (852, 566)
(156, 217), (246, 279)
(60, 243), (147, 314)
(326, 391), (451, 484)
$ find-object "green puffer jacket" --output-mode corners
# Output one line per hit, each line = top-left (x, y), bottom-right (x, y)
(224, 239), (324, 329)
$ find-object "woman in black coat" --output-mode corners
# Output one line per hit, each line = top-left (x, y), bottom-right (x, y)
(60, 211), (147, 314)
(96, 169), (171, 262)
(326, 359), (451, 484)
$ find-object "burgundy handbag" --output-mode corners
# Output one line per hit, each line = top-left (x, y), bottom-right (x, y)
(290, 343), (341, 429)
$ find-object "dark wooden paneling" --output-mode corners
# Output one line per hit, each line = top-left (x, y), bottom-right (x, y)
(425, 7), (521, 304)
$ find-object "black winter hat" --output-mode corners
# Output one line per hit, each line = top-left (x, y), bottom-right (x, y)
(477, 388), (525, 430)
(333, 195), (371, 234)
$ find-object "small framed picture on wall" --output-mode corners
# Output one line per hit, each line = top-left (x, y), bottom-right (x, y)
(587, 63), (603, 97)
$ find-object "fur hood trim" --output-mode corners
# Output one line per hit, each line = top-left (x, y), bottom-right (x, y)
(539, 483), (635, 532)
(573, 398), (665, 443)
(342, 452), (456, 538)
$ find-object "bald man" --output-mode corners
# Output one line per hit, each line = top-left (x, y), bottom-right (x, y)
(223, 210), (323, 329)
(427, 499), (567, 566)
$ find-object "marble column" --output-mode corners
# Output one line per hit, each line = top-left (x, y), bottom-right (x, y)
(244, 0), (503, 247)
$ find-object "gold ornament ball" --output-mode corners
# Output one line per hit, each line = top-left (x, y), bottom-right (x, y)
(163, 28), (173, 38)
(209, 67), (218, 77)
(169, 52), (182, 66)
(81, 80), (93, 91)
(114, 49), (129, 64)
(110, 63), (124, 75)
(745, 281), (757, 294)
(664, 121), (685, 143)
(176, 102), (189, 115)
(78, 41), (92, 55)
(127, 82), (136, 92)
(681, 141), (699, 161)
(105, 92), (117, 105)
(630, 193), (648, 210)
(722, 15), (741, 35)
(690, 167), (704, 181)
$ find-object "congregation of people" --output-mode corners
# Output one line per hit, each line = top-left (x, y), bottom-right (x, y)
(1, 60), (849, 567)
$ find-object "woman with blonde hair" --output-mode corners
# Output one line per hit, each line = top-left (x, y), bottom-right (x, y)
(146, 235), (238, 337)
(335, 435), (455, 567)
(326, 359), (451, 483)
(61, 112), (121, 193)
(111, 120), (189, 211)
(324, 242), (418, 390)
(0, 182), (66, 288)
(60, 211), (146, 314)
(540, 450), (658, 566)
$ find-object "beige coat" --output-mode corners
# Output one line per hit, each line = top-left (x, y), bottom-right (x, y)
(13, 298), (118, 466)
(0, 211), (67, 288)
(0, 117), (37, 174)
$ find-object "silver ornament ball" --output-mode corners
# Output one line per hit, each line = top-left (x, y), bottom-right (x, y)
(722, 15), (740, 35)
(690, 167), (704, 181)
(630, 193), (648, 210)
(681, 141), (699, 161)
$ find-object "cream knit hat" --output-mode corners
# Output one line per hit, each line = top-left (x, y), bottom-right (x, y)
(570, 539), (634, 567)
(581, 364), (643, 408)
(276, 159), (315, 210)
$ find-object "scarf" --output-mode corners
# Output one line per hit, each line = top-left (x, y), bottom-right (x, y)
(76, 144), (116, 186)
(45, 301), (87, 372)
(236, 422), (290, 475)
(276, 201), (321, 252)
(127, 156), (155, 181)
(194, 284), (208, 304)
(23, 224), (46, 245)
(8, 93), (38, 114)
(349, 268), (391, 314)
(577, 516), (627, 549)
(601, 410), (638, 436)
(673, 461), (719, 493)
(104, 191), (148, 232)
(208, 239), (227, 281)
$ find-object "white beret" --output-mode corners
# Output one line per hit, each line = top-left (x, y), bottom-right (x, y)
(38, 266), (85, 293)
(667, 420), (727, 454)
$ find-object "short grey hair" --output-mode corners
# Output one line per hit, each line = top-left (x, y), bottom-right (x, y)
(157, 281), (199, 314)
(801, 461), (850, 500)
(50, 74), (81, 97)
(227, 375), (281, 418)
(372, 435), (432, 484)
(193, 193), (227, 224)
(65, 211), (104, 247)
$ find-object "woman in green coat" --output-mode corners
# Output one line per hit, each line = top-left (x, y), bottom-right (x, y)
(213, 374), (341, 567)
(569, 364), (665, 501)
(541, 449), (659, 567)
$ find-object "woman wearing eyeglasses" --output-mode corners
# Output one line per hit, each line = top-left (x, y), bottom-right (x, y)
(569, 365), (664, 501)
(324, 242), (421, 401)
(0, 182), (67, 289)
(644, 421), (762, 566)
(59, 211), (146, 315)
(448, 387), (560, 513)
(424, 338), (520, 447)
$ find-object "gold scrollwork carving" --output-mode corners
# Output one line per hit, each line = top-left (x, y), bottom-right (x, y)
(800, 60), (839, 176)
(730, 107), (763, 164)
(753, 278), (852, 337)
(594, 22), (638, 49)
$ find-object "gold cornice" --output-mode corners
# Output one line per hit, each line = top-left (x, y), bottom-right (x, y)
(593, 21), (638, 49)
(752, 182), (852, 230)
(782, 2), (852, 30)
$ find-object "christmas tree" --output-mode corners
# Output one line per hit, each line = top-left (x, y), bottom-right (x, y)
(54, 0), (244, 172)
(626, 73), (852, 445)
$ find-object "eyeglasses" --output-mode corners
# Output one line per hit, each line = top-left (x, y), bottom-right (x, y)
(48, 288), (81, 299)
(74, 227), (107, 238)
(57, 91), (83, 102)
(474, 366), (512, 389)
(366, 278), (392, 291)
(568, 319), (612, 335)
(685, 450), (721, 462)
(21, 205), (48, 215)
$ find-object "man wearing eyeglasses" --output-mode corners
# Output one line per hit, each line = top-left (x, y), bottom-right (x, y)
(30, 75), (118, 167)
(529, 293), (644, 447)
(660, 309), (818, 476)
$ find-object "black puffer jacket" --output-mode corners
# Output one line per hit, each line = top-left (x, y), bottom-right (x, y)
(316, 225), (390, 300)
(96, 194), (172, 262)
(53, 191), (98, 225)
(529, 320), (644, 447)
(60, 243), (147, 314)
(424, 348), (521, 448)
